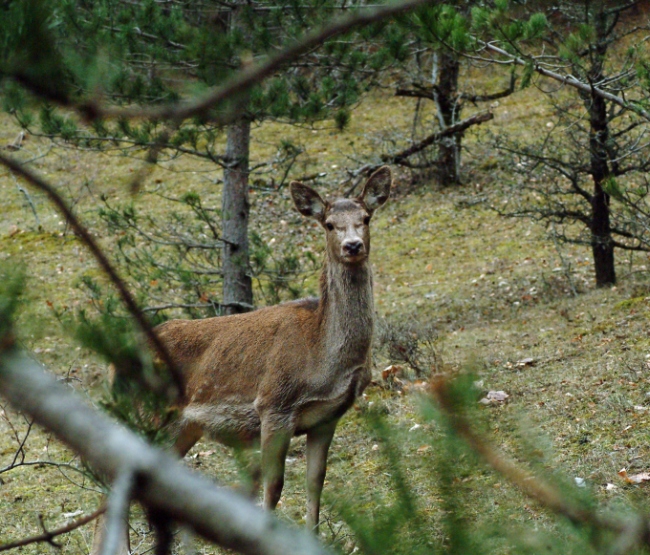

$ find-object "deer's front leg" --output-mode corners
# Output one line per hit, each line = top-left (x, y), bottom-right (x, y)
(305, 419), (338, 533)
(260, 419), (292, 510)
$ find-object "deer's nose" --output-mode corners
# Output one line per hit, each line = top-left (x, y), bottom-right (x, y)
(343, 240), (363, 256)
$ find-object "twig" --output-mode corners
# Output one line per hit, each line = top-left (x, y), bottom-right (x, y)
(100, 469), (136, 555)
(0, 506), (106, 552)
(0, 152), (184, 401)
(12, 175), (41, 228)
(550, 225), (578, 297)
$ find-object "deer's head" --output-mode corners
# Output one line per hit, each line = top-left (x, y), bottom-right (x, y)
(291, 166), (391, 265)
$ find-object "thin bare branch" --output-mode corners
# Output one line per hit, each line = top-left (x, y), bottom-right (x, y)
(479, 42), (650, 122)
(0, 506), (106, 552)
(386, 111), (494, 165)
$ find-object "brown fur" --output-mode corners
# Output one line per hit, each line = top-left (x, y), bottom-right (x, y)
(154, 166), (392, 531)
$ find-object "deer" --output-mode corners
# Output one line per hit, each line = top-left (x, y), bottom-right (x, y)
(128, 166), (390, 536)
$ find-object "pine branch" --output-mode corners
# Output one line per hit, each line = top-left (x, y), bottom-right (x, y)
(478, 41), (650, 122)
(395, 71), (516, 104)
(77, 0), (443, 123)
(431, 378), (638, 538)
(395, 86), (434, 100)
(0, 152), (185, 401)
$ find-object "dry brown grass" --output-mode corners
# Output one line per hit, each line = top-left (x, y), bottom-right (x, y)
(2, 74), (650, 553)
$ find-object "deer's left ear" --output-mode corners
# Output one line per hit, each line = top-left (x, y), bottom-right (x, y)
(291, 181), (327, 223)
(359, 166), (391, 213)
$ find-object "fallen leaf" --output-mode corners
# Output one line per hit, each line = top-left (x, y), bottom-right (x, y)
(626, 472), (650, 484)
(381, 365), (402, 381)
(480, 390), (510, 404)
(417, 445), (431, 454)
(618, 468), (650, 484)
(516, 357), (536, 367)
(404, 380), (429, 394)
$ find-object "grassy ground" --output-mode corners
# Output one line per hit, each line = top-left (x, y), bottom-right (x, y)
(2, 74), (650, 554)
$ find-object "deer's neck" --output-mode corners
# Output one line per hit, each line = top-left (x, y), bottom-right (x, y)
(318, 259), (374, 365)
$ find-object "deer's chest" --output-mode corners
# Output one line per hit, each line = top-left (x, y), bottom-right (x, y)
(295, 362), (370, 433)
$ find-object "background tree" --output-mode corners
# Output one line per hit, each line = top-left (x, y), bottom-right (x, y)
(479, 0), (650, 286)
(3, 0), (397, 314)
(386, 3), (519, 185)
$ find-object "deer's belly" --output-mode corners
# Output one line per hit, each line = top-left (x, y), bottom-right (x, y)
(182, 402), (261, 447)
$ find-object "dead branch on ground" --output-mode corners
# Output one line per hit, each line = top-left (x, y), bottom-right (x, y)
(0, 506), (106, 552)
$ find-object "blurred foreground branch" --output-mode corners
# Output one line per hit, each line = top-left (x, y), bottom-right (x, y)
(0, 347), (331, 555)
(431, 378), (650, 550)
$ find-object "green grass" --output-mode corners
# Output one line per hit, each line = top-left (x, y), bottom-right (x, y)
(2, 77), (650, 554)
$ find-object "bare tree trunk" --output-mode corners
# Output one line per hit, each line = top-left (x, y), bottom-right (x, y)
(587, 7), (616, 287)
(434, 50), (461, 185)
(222, 118), (254, 314)
(589, 92), (615, 286)
(591, 179), (615, 287)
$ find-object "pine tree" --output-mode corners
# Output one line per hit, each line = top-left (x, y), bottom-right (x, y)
(369, 3), (514, 186)
(480, 0), (650, 287)
(1, 0), (392, 312)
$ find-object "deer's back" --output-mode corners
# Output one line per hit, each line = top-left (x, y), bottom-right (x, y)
(155, 298), (323, 406)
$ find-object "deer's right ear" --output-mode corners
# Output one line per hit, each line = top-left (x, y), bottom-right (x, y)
(291, 182), (326, 222)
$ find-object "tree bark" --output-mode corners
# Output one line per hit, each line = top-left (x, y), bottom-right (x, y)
(586, 7), (616, 287)
(434, 50), (462, 185)
(222, 118), (254, 314)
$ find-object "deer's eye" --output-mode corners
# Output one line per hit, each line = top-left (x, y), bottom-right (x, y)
(326, 222), (334, 231)
(363, 216), (370, 225)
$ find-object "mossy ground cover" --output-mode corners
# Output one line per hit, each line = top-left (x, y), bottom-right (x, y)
(2, 74), (650, 554)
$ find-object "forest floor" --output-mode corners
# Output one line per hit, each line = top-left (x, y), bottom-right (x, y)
(2, 72), (650, 554)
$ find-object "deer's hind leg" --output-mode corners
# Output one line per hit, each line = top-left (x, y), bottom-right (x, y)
(173, 421), (204, 457)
